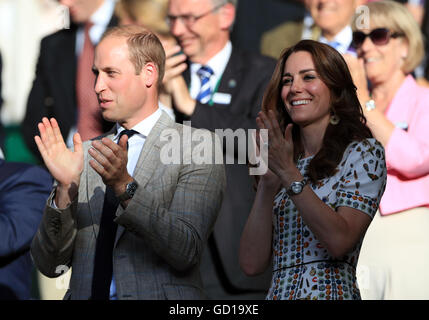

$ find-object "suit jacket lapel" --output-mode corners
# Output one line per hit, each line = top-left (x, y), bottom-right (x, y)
(215, 48), (242, 102)
(133, 112), (171, 188)
(107, 14), (119, 29)
(184, 48), (242, 102)
(183, 64), (191, 86)
(311, 25), (322, 41)
(114, 112), (173, 245)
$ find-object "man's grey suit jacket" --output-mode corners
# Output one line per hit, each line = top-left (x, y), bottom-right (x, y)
(31, 112), (226, 300)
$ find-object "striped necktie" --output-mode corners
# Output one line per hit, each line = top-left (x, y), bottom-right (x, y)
(196, 66), (214, 104)
(327, 41), (341, 51)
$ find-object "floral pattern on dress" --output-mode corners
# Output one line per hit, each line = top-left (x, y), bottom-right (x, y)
(266, 139), (387, 300)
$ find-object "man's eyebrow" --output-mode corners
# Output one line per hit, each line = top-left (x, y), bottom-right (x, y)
(92, 66), (120, 74)
(283, 69), (316, 77)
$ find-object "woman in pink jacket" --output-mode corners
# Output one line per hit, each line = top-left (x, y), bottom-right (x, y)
(346, 1), (429, 299)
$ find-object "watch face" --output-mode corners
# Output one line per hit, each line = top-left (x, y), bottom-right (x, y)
(127, 181), (138, 195)
(291, 183), (302, 194)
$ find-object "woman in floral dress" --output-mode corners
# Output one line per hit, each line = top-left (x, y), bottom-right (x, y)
(239, 40), (387, 300)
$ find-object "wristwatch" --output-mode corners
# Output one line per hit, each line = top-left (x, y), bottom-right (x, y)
(285, 178), (308, 196)
(117, 179), (139, 202)
(365, 99), (376, 111)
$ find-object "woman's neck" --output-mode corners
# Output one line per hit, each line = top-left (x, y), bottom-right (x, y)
(371, 72), (407, 113)
(300, 119), (329, 158)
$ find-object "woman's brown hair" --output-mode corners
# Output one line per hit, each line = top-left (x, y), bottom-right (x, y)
(262, 40), (372, 182)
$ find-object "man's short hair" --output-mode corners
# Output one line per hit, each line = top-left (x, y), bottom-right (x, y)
(211, 0), (238, 6)
(101, 25), (166, 88)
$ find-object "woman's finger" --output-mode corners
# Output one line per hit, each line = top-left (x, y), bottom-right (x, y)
(284, 123), (293, 142)
(256, 115), (266, 130)
(268, 110), (283, 138)
(258, 111), (272, 130)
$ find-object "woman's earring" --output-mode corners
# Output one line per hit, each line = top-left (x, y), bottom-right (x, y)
(330, 111), (340, 125)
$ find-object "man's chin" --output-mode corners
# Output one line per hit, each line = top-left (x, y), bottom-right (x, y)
(180, 42), (196, 57)
(100, 111), (116, 123)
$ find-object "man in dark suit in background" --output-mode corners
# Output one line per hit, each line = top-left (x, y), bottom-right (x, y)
(231, 0), (306, 55)
(163, 0), (276, 299)
(0, 53), (4, 152)
(0, 158), (52, 299)
(22, 0), (118, 161)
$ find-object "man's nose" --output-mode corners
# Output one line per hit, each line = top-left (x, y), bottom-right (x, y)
(170, 17), (187, 37)
(94, 74), (105, 94)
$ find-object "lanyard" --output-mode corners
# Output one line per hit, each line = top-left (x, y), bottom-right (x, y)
(208, 77), (222, 106)
(191, 74), (223, 106)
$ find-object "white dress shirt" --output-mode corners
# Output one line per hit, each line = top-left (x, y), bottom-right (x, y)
(75, 0), (116, 56)
(189, 41), (232, 100)
(301, 12), (354, 56)
(109, 107), (162, 299)
(319, 25), (353, 55)
(113, 108), (162, 176)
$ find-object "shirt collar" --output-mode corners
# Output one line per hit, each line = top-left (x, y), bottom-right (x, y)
(87, 0), (115, 44)
(114, 108), (162, 140)
(90, 0), (115, 27)
(190, 41), (232, 79)
(319, 25), (353, 54)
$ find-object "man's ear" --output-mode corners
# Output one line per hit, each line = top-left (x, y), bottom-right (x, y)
(219, 3), (236, 30)
(142, 62), (158, 88)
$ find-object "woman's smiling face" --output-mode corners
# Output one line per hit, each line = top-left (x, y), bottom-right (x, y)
(281, 50), (332, 129)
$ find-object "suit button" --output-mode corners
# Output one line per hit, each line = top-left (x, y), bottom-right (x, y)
(44, 96), (54, 106)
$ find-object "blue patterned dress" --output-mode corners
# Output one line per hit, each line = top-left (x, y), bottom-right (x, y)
(266, 139), (387, 300)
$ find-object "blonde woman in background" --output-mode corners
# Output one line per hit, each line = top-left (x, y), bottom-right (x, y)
(345, 1), (429, 299)
(115, 0), (176, 118)
(115, 0), (170, 38)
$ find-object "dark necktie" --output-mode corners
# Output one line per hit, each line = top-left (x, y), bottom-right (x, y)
(91, 129), (138, 300)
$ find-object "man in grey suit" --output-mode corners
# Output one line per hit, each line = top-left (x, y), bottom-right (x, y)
(31, 25), (225, 300)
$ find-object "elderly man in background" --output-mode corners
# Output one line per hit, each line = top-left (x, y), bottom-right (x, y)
(163, 0), (276, 299)
(261, 0), (368, 58)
